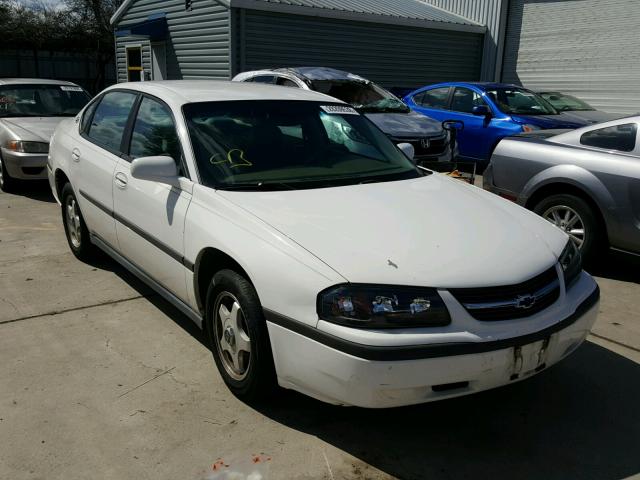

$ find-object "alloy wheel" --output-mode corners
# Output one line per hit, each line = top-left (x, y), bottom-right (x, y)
(213, 291), (252, 381)
(543, 204), (585, 248)
(65, 196), (82, 249)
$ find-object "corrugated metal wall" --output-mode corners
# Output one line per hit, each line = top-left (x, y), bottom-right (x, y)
(233, 9), (483, 89)
(115, 0), (230, 82)
(422, 0), (506, 81)
(502, 0), (640, 115)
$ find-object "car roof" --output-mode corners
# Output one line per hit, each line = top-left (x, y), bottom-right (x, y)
(0, 78), (81, 86)
(417, 81), (525, 91)
(275, 67), (369, 82)
(104, 80), (344, 105)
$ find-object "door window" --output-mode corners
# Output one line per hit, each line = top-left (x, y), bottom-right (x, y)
(580, 123), (637, 152)
(276, 77), (299, 88)
(129, 97), (181, 162)
(415, 87), (450, 109)
(249, 75), (275, 84)
(87, 91), (138, 152)
(126, 47), (143, 82)
(451, 88), (486, 114)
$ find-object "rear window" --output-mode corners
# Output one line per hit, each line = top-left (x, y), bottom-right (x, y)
(580, 123), (637, 152)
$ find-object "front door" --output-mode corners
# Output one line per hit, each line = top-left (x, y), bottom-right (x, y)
(447, 87), (495, 161)
(112, 95), (192, 302)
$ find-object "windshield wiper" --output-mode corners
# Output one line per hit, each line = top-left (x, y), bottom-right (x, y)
(217, 181), (296, 191)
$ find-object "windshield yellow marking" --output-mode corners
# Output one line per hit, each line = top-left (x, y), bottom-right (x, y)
(210, 149), (253, 168)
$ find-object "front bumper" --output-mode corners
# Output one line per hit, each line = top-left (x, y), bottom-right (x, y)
(265, 281), (599, 408)
(0, 148), (48, 180)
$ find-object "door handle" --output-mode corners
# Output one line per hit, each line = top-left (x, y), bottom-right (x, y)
(114, 172), (128, 189)
(71, 148), (81, 162)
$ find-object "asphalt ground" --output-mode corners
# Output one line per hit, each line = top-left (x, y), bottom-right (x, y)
(1, 182), (639, 480)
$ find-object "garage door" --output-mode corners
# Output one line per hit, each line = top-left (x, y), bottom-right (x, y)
(235, 10), (483, 91)
(502, 0), (640, 115)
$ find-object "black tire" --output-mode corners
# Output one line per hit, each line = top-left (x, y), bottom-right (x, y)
(205, 269), (276, 401)
(0, 154), (19, 193)
(533, 193), (604, 262)
(60, 183), (99, 262)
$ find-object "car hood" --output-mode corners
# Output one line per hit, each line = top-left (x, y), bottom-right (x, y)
(510, 114), (588, 129)
(0, 117), (66, 142)
(217, 175), (568, 288)
(364, 110), (443, 137)
(556, 110), (625, 124)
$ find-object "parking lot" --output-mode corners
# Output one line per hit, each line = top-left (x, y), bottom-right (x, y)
(1, 183), (639, 480)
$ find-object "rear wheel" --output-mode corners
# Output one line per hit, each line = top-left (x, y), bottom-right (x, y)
(205, 269), (276, 401)
(61, 183), (99, 262)
(0, 155), (18, 193)
(533, 193), (604, 262)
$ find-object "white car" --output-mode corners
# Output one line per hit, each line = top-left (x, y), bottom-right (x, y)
(48, 81), (599, 408)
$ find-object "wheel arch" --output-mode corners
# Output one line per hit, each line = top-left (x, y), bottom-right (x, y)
(524, 181), (609, 244)
(54, 168), (71, 201)
(193, 247), (255, 315)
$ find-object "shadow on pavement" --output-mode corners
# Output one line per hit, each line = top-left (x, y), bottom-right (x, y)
(251, 342), (640, 480)
(10, 180), (56, 203)
(588, 249), (640, 284)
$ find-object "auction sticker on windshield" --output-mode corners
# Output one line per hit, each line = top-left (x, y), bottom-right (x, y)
(60, 86), (84, 92)
(320, 105), (358, 115)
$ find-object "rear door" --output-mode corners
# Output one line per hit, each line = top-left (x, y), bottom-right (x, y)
(72, 90), (138, 249)
(112, 95), (193, 302)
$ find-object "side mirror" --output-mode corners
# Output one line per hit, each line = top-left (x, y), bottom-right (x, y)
(472, 105), (492, 117)
(397, 142), (415, 161)
(130, 155), (178, 184)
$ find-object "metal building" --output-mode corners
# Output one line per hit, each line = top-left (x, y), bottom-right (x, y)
(423, 0), (640, 115)
(110, 0), (485, 90)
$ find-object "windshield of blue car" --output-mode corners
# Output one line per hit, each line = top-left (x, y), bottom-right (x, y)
(184, 100), (421, 191)
(539, 92), (595, 112)
(0, 84), (91, 118)
(310, 80), (410, 114)
(485, 87), (558, 115)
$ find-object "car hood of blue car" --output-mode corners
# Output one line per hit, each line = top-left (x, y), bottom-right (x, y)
(510, 113), (588, 129)
(364, 110), (443, 137)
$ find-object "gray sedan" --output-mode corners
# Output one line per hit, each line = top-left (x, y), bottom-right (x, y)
(484, 116), (640, 261)
(0, 78), (90, 192)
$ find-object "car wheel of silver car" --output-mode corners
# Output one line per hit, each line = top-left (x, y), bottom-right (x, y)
(0, 155), (18, 193)
(205, 269), (276, 401)
(534, 193), (603, 263)
(61, 183), (99, 262)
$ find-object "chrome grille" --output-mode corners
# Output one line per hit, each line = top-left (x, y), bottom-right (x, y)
(449, 266), (560, 321)
(390, 134), (448, 157)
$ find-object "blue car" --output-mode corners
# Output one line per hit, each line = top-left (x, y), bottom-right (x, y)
(403, 82), (591, 164)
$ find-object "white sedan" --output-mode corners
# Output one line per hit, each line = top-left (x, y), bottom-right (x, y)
(48, 81), (599, 408)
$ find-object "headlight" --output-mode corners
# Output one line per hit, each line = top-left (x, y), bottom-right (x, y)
(521, 124), (541, 133)
(559, 241), (582, 289)
(318, 284), (450, 329)
(6, 140), (49, 154)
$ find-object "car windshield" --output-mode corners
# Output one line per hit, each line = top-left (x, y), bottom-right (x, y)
(184, 100), (421, 191)
(0, 84), (91, 118)
(485, 87), (558, 115)
(311, 80), (410, 113)
(540, 92), (595, 112)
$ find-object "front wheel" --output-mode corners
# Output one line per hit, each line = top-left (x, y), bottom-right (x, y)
(205, 269), (276, 401)
(533, 193), (604, 262)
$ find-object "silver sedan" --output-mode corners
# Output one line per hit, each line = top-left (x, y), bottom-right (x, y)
(484, 116), (640, 261)
(0, 78), (90, 192)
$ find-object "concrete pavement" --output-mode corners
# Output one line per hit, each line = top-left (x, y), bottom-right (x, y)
(1, 184), (639, 480)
